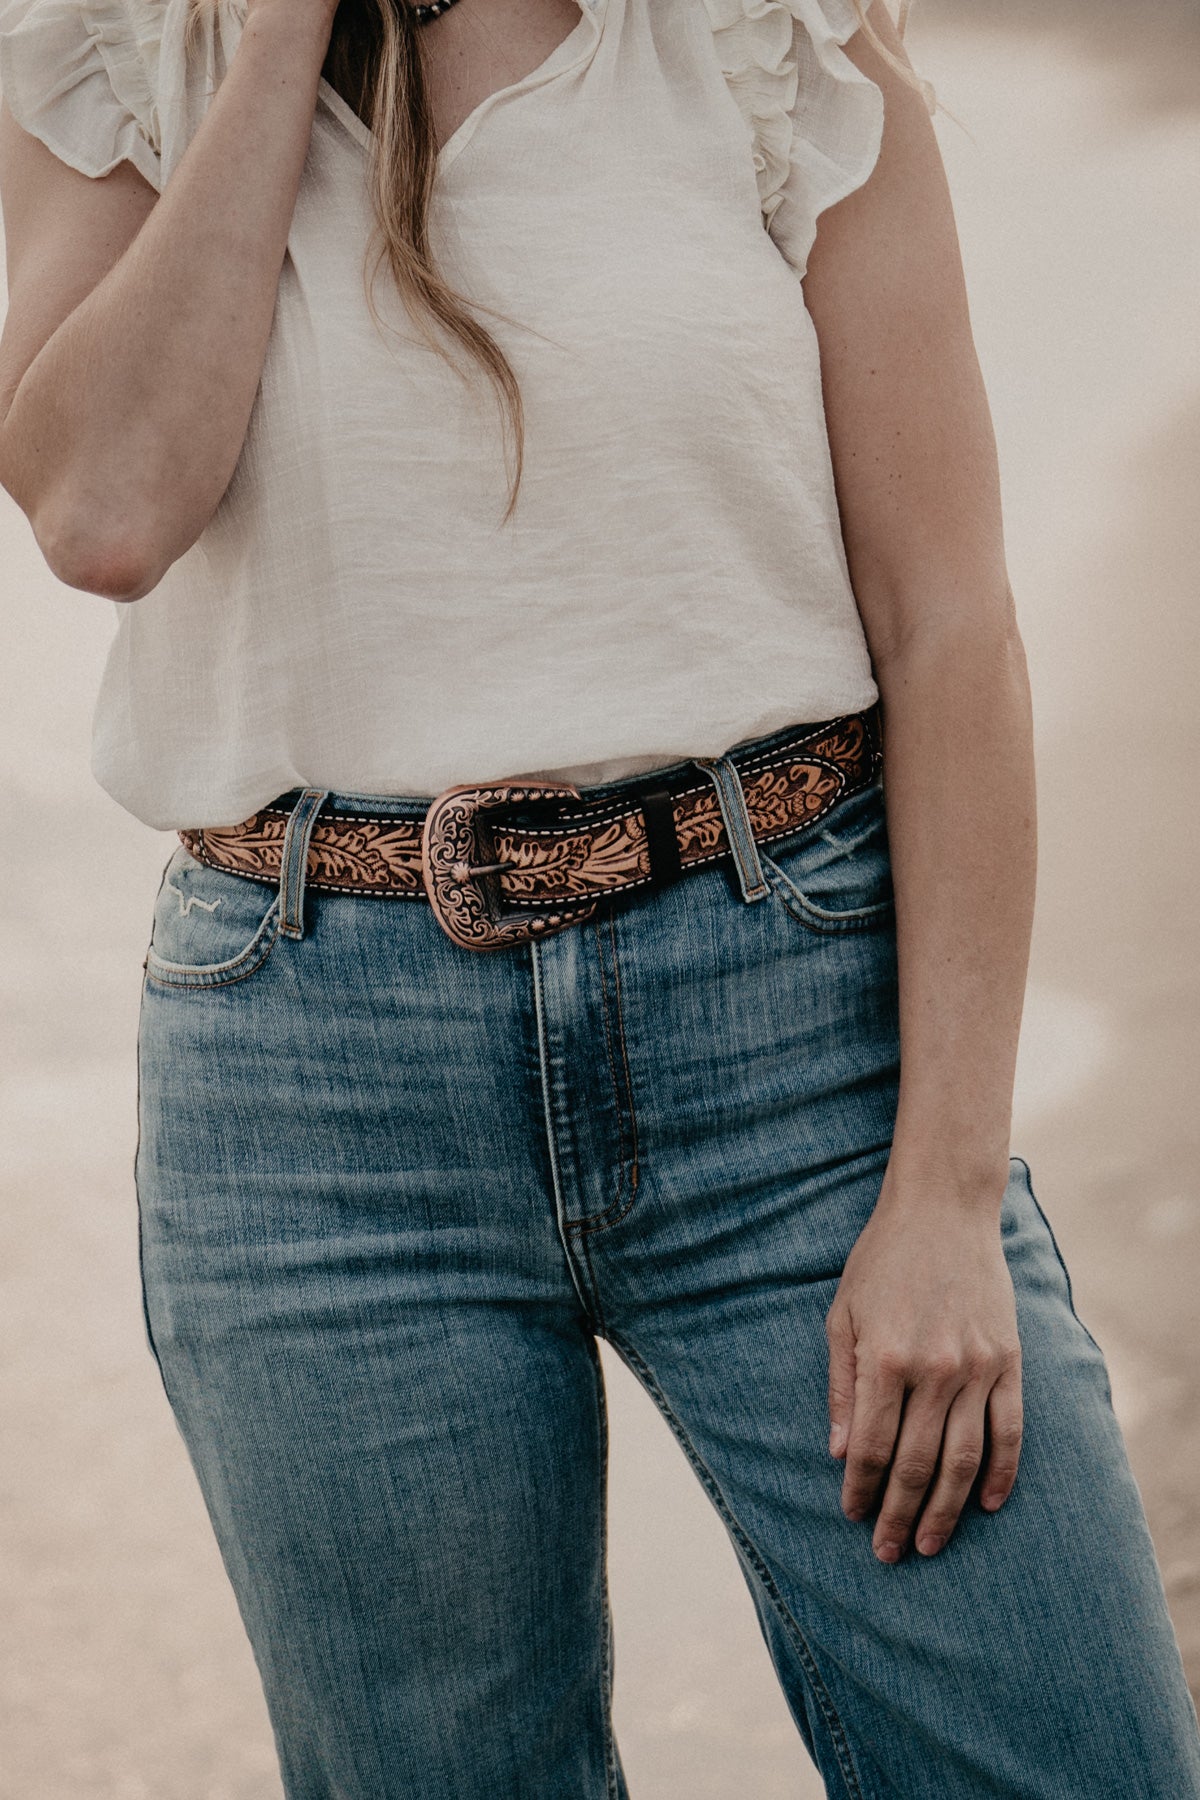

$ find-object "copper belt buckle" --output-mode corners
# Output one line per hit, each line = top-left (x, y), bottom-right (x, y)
(421, 778), (600, 951)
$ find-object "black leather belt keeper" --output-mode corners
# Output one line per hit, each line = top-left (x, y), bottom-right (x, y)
(639, 785), (685, 889)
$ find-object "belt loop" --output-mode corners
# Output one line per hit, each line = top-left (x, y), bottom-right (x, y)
(278, 788), (330, 941)
(693, 755), (770, 904)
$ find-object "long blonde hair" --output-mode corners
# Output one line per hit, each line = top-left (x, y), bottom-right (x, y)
(192, 0), (931, 524)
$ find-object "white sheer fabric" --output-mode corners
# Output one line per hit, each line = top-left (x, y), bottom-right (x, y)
(1, 0), (885, 828)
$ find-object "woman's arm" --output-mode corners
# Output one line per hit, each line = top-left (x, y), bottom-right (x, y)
(0, 0), (336, 600)
(803, 3), (1034, 1562)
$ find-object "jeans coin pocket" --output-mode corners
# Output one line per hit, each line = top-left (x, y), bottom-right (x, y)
(144, 844), (282, 990)
(759, 781), (894, 934)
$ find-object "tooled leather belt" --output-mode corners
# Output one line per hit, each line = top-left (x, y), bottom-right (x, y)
(178, 706), (881, 951)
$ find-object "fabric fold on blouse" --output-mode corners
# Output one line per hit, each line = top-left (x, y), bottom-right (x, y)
(700, 0), (884, 276)
(0, 0), (164, 189)
(0, 0), (883, 253)
(0, 0), (889, 828)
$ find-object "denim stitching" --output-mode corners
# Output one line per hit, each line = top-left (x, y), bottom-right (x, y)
(144, 900), (282, 989)
(694, 756), (771, 902)
(529, 940), (603, 1328)
(761, 854), (893, 937)
(576, 1229), (611, 1338)
(568, 1174), (639, 1237)
(566, 913), (641, 1235)
(606, 909), (640, 1197)
(588, 912), (633, 1223)
(606, 1330), (867, 1800)
(279, 788), (330, 939)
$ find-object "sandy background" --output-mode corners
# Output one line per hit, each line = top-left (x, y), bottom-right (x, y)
(2, 5), (1198, 1795)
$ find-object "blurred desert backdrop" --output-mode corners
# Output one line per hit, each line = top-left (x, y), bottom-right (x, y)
(2, 2), (1198, 1794)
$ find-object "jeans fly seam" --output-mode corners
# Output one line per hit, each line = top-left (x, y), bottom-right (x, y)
(529, 940), (602, 1328)
(606, 1329), (868, 1800)
(606, 909), (640, 1193)
(567, 911), (640, 1234)
(593, 912), (632, 1221)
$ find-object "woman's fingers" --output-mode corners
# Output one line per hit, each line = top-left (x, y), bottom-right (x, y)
(841, 1358), (1024, 1563)
(825, 1306), (857, 1459)
(912, 1384), (988, 1556)
(980, 1361), (1024, 1511)
(868, 1384), (961, 1562)
(911, 1362), (1023, 1557)
(840, 1362), (905, 1526)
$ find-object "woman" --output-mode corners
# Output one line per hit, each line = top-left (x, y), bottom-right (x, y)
(0, 0), (1196, 1791)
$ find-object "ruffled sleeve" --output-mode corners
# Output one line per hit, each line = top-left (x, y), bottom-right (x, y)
(702, 0), (886, 280)
(0, 0), (163, 191)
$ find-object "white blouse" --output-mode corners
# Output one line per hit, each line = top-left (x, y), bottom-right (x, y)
(0, 0), (885, 831)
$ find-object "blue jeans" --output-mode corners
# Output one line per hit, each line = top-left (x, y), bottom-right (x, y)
(135, 737), (1200, 1798)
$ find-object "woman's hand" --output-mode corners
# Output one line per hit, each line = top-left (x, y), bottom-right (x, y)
(826, 1178), (1023, 1563)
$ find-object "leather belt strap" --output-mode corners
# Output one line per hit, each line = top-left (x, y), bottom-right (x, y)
(178, 707), (881, 950)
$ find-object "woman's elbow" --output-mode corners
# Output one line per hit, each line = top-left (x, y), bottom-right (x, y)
(35, 495), (167, 601)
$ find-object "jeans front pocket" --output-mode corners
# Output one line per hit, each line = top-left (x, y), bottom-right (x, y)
(143, 844), (282, 991)
(760, 781), (894, 935)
